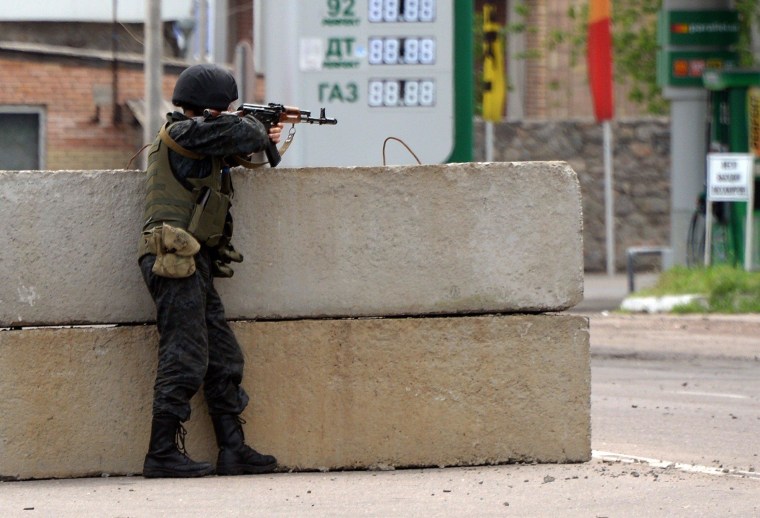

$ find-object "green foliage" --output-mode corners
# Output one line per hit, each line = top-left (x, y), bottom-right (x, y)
(611, 0), (667, 114)
(473, 11), (485, 114)
(559, 0), (760, 114)
(507, 1), (530, 34)
(556, 0), (667, 115)
(735, 0), (760, 67)
(475, 1), (760, 117)
(636, 265), (760, 313)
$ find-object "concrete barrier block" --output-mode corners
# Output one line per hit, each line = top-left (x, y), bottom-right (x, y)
(0, 314), (590, 480)
(1, 170), (154, 326)
(1, 162), (583, 326)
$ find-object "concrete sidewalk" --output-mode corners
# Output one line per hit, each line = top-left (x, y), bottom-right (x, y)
(571, 272), (660, 313)
(1, 454), (757, 517)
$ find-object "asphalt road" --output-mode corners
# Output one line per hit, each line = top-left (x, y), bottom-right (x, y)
(593, 356), (760, 473)
(589, 312), (760, 470)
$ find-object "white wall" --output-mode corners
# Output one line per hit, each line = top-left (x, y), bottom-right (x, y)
(0, 0), (193, 22)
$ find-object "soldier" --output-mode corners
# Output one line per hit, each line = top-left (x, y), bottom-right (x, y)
(137, 63), (282, 478)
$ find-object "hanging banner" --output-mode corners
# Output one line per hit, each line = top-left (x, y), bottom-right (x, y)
(587, 0), (614, 121)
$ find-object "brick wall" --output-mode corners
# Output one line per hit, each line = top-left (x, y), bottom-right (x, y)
(231, 0), (253, 48)
(475, 0), (651, 120)
(0, 51), (183, 170)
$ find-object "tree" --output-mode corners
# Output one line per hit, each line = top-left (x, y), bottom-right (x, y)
(553, 0), (760, 115)
(736, 0), (760, 67)
(559, 0), (666, 115)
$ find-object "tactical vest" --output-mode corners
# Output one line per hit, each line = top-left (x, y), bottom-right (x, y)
(138, 125), (231, 259)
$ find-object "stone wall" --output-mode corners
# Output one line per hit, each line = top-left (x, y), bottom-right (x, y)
(476, 118), (671, 272)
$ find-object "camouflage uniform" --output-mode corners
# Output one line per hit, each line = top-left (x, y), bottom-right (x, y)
(139, 111), (269, 422)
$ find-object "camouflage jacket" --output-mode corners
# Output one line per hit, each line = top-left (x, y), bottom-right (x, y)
(164, 110), (269, 185)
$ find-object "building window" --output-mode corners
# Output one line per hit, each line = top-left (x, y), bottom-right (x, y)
(0, 108), (45, 170)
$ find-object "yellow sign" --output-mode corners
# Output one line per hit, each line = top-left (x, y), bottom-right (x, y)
(482, 3), (506, 122)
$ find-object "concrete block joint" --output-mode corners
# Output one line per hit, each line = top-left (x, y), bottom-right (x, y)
(0, 163), (589, 480)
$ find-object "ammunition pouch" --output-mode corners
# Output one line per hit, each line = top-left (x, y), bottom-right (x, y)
(187, 187), (231, 248)
(153, 252), (197, 279)
(139, 224), (201, 278)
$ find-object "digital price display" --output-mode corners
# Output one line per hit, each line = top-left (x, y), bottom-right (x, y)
(368, 0), (437, 23)
(368, 79), (436, 107)
(262, 0), (454, 167)
(368, 37), (436, 65)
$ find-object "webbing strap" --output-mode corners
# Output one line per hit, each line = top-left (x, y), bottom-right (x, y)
(159, 124), (205, 160)
(231, 125), (296, 169)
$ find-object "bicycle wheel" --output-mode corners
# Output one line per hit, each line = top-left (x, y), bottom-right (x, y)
(686, 209), (705, 267)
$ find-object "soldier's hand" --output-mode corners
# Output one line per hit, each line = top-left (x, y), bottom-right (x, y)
(268, 123), (284, 144)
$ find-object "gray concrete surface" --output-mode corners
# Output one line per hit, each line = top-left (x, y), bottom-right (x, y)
(0, 162), (583, 327)
(2, 273), (757, 517)
(1, 162), (589, 483)
(1, 314), (590, 480)
(0, 460), (757, 518)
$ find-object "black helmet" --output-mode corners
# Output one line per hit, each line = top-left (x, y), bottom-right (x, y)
(172, 64), (238, 110)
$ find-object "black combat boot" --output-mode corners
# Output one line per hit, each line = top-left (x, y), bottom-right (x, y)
(211, 414), (277, 475)
(143, 414), (215, 478)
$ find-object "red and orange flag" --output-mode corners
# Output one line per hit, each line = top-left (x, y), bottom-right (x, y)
(587, 0), (614, 121)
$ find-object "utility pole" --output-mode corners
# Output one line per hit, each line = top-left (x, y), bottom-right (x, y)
(506, 0), (525, 120)
(143, 0), (162, 169)
(199, 0), (208, 62)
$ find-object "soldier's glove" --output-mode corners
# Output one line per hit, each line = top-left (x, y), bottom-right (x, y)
(211, 260), (235, 278)
(217, 243), (244, 263)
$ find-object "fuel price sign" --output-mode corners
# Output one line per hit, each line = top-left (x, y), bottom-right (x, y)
(260, 0), (455, 167)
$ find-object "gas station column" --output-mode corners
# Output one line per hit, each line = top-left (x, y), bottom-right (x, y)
(661, 0), (733, 265)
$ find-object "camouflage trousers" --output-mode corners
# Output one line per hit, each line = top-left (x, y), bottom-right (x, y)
(139, 248), (249, 422)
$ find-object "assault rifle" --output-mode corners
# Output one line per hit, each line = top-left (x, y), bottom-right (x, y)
(205, 103), (338, 167)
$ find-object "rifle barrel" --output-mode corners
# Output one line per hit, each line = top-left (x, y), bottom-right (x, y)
(303, 116), (338, 125)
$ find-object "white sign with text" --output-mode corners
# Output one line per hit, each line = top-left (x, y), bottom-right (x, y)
(704, 153), (756, 270)
(707, 153), (753, 201)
